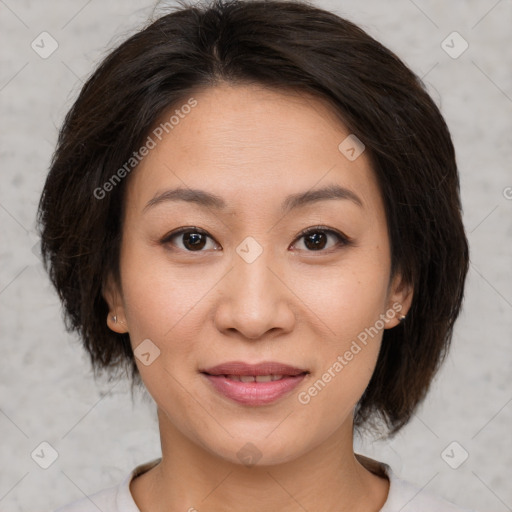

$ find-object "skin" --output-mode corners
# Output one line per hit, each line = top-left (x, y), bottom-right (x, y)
(104, 83), (413, 512)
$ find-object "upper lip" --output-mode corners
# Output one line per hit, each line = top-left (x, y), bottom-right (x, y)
(201, 361), (308, 377)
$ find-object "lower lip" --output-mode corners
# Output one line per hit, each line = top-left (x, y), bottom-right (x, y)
(202, 373), (307, 406)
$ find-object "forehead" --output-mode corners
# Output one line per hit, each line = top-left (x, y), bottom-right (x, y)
(124, 84), (383, 218)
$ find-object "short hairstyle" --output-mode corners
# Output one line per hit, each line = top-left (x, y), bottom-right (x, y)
(37, 0), (469, 436)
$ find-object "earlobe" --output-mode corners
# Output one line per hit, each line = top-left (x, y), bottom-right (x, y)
(106, 311), (128, 333)
(102, 274), (128, 334)
(385, 274), (414, 329)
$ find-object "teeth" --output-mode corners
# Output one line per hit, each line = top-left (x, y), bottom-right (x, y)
(226, 375), (242, 381)
(224, 374), (284, 382)
(255, 375), (272, 382)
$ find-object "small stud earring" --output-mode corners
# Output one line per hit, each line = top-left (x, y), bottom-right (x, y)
(113, 315), (118, 324)
(399, 315), (406, 322)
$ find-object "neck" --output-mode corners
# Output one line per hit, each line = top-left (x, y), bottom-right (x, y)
(130, 407), (389, 512)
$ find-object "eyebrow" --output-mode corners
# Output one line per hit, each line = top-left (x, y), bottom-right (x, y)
(143, 183), (363, 214)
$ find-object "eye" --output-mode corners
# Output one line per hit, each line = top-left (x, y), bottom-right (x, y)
(291, 226), (350, 252)
(160, 225), (351, 253)
(160, 227), (220, 252)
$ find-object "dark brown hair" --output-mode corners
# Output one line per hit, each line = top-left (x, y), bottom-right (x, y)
(37, 0), (469, 436)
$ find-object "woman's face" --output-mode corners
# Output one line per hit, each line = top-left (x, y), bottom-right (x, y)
(105, 84), (411, 465)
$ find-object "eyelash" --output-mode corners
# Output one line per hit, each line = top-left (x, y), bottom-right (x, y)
(159, 225), (352, 253)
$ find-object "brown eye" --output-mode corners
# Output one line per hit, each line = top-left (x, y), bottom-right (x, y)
(161, 228), (219, 252)
(292, 226), (349, 252)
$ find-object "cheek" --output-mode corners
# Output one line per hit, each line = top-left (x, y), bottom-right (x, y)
(295, 248), (391, 342)
(117, 236), (225, 415)
(118, 243), (211, 431)
(119, 233), (214, 342)
(291, 250), (390, 404)
(295, 278), (386, 429)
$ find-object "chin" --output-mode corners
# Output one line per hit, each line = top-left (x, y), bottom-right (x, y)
(198, 427), (313, 468)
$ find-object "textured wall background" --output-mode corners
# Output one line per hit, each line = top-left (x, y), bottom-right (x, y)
(0, 1), (511, 511)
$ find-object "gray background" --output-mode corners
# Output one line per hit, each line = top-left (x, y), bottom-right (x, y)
(1, 0), (511, 511)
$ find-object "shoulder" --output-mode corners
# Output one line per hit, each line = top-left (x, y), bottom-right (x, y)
(52, 484), (120, 512)
(52, 459), (161, 512)
(382, 466), (478, 512)
(355, 453), (478, 512)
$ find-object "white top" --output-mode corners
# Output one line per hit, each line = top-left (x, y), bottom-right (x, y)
(54, 456), (477, 512)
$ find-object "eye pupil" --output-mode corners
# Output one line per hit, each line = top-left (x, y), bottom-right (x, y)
(305, 232), (327, 250)
(184, 232), (206, 250)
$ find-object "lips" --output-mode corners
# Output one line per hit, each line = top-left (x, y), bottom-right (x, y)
(200, 361), (309, 406)
(201, 361), (308, 377)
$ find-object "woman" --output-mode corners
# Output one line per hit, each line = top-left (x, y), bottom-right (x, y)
(38, 0), (474, 510)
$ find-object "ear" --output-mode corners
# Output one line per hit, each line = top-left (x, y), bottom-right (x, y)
(102, 273), (128, 334)
(384, 271), (414, 329)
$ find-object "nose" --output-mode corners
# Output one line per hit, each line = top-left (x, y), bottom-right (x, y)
(213, 249), (296, 340)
